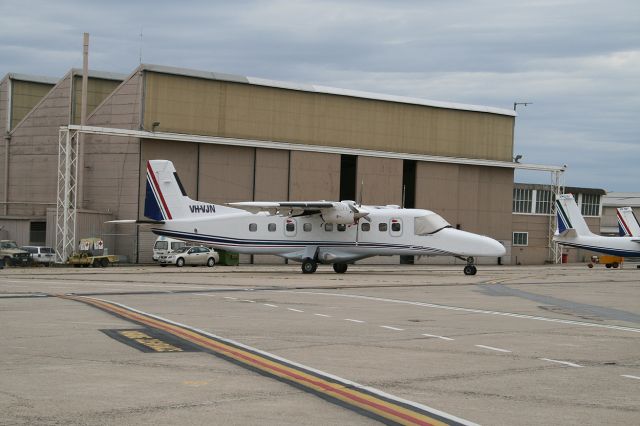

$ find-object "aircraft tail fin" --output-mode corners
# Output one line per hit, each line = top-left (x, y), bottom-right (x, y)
(555, 194), (596, 237)
(617, 207), (640, 236)
(144, 160), (235, 221)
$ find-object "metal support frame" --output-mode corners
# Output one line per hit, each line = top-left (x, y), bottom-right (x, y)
(54, 124), (567, 265)
(548, 169), (565, 264)
(55, 127), (78, 263)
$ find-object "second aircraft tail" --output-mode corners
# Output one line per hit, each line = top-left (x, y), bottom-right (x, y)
(617, 207), (640, 236)
(555, 194), (596, 237)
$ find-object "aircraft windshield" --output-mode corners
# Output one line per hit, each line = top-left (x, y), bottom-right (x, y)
(414, 213), (451, 235)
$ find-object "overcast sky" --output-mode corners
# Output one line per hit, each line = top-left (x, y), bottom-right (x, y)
(2, 0), (638, 192)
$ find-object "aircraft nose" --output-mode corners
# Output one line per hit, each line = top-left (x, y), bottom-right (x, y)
(484, 236), (506, 257)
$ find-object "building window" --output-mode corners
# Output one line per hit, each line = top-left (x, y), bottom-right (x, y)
(535, 190), (552, 214)
(513, 232), (528, 246)
(581, 194), (600, 216)
(379, 223), (387, 232)
(361, 222), (370, 231)
(324, 223), (333, 232)
(268, 223), (276, 232)
(513, 188), (532, 213)
(249, 223), (257, 232)
(303, 223), (312, 232)
(29, 222), (46, 245)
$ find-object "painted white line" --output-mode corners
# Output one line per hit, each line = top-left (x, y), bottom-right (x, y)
(621, 375), (640, 380)
(224, 296), (237, 300)
(290, 291), (640, 334)
(475, 344), (512, 353)
(421, 333), (454, 341)
(539, 358), (584, 368)
(287, 308), (304, 313)
(314, 313), (331, 317)
(344, 318), (365, 323)
(380, 325), (404, 331)
(240, 299), (255, 303)
(263, 303), (278, 308)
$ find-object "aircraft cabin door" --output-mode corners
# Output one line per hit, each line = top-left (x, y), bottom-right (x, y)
(389, 218), (403, 237)
(285, 218), (297, 237)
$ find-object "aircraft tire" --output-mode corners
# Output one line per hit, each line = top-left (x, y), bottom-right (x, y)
(463, 265), (477, 276)
(333, 263), (348, 274)
(301, 258), (317, 274)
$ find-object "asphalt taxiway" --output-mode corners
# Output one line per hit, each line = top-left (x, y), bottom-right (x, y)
(1, 264), (638, 425)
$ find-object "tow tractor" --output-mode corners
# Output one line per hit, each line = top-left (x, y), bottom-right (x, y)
(67, 238), (119, 267)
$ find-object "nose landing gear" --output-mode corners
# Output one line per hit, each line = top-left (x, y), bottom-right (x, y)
(463, 257), (477, 276)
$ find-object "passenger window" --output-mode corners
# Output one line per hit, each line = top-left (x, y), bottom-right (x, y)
(268, 223), (276, 232)
(324, 223), (333, 231)
(378, 223), (387, 232)
(286, 222), (295, 232)
(361, 223), (370, 231)
(391, 222), (401, 232)
(303, 223), (312, 232)
(249, 223), (257, 232)
(337, 224), (346, 232)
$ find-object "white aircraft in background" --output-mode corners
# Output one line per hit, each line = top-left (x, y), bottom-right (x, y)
(124, 160), (505, 275)
(617, 206), (640, 237)
(553, 194), (640, 258)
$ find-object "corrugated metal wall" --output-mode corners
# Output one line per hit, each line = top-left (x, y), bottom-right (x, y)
(143, 72), (514, 162)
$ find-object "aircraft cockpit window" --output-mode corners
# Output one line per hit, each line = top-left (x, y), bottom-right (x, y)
(249, 223), (257, 232)
(378, 223), (387, 232)
(361, 222), (370, 231)
(414, 214), (451, 235)
(268, 223), (277, 232)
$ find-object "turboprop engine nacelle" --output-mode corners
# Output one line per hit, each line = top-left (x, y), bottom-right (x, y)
(320, 205), (355, 224)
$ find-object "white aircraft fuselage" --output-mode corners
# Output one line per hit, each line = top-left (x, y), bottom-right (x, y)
(131, 159), (506, 275)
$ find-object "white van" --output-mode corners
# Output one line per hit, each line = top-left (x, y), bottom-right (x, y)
(152, 236), (186, 262)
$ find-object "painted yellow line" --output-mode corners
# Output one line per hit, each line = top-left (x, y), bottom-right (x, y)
(59, 294), (474, 426)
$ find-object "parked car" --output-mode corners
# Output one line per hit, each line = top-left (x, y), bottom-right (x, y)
(0, 240), (32, 266)
(152, 236), (186, 261)
(21, 246), (55, 266)
(158, 246), (219, 267)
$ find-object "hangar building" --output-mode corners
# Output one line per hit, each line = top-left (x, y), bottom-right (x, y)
(1, 64), (562, 265)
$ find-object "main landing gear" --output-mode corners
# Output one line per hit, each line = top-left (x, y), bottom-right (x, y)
(463, 256), (477, 276)
(301, 258), (349, 274)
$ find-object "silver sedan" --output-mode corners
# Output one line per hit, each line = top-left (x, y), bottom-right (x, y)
(159, 246), (219, 267)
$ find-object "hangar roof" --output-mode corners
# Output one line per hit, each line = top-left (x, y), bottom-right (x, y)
(141, 64), (517, 117)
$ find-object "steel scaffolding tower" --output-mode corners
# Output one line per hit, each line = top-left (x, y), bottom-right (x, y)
(55, 127), (79, 263)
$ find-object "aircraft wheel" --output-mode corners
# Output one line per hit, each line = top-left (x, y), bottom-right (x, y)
(463, 265), (477, 276)
(333, 263), (348, 274)
(176, 258), (185, 267)
(207, 257), (216, 267)
(301, 258), (317, 274)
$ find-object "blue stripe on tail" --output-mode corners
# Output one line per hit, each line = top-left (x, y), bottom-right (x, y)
(144, 177), (164, 221)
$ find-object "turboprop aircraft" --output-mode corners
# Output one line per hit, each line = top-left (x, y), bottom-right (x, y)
(553, 194), (640, 257)
(126, 159), (505, 275)
(617, 207), (640, 236)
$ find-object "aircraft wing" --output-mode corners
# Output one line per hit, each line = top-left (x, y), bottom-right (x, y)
(227, 201), (335, 216)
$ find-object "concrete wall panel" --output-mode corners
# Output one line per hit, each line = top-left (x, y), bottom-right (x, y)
(198, 144), (254, 204)
(356, 157), (403, 206)
(289, 151), (340, 201)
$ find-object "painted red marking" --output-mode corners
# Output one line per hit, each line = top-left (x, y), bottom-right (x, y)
(147, 162), (172, 220)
